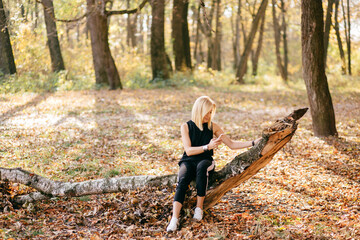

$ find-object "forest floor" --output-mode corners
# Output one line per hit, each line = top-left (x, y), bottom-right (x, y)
(0, 84), (359, 239)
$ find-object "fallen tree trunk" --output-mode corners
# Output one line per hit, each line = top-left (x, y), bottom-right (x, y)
(1, 108), (308, 207)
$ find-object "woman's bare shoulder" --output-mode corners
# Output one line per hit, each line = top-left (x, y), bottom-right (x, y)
(181, 122), (189, 130)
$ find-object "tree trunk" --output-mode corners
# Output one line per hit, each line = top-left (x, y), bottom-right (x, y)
(251, 11), (265, 76)
(301, 0), (337, 137)
(126, 0), (137, 48)
(138, 13), (144, 53)
(193, 5), (202, 66)
(272, 0), (286, 81)
(32, 0), (39, 32)
(1, 108), (308, 207)
(86, 0), (122, 89)
(42, 0), (65, 72)
(333, 0), (346, 75)
(172, 0), (191, 71)
(240, 11), (248, 74)
(346, 0), (351, 75)
(232, 0), (241, 70)
(324, 0), (334, 67)
(150, 0), (170, 81)
(0, 0), (16, 75)
(341, 0), (351, 75)
(201, 0), (216, 69)
(236, 0), (268, 84)
(280, 0), (288, 80)
(211, 0), (222, 71)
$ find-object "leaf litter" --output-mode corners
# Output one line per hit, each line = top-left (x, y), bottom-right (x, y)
(0, 87), (359, 239)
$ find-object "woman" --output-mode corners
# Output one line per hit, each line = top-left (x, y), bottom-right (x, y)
(166, 96), (261, 232)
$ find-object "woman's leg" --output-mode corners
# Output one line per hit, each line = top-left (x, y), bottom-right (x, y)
(193, 160), (214, 221)
(195, 160), (214, 208)
(172, 162), (195, 217)
(174, 162), (195, 204)
(167, 162), (195, 231)
(196, 196), (205, 209)
(171, 201), (182, 219)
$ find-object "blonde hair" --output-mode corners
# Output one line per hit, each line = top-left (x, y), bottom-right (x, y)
(191, 96), (216, 131)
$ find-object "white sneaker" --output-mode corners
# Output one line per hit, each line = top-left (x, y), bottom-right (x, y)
(193, 207), (203, 221)
(166, 217), (179, 232)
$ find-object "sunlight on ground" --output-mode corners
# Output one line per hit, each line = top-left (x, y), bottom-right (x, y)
(0, 80), (359, 238)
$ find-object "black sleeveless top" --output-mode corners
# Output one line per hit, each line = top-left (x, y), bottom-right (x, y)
(180, 120), (214, 163)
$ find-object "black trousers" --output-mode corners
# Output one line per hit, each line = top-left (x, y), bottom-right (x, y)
(174, 159), (215, 204)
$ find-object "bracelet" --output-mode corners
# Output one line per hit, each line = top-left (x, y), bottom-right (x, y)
(202, 145), (208, 151)
(252, 140), (255, 146)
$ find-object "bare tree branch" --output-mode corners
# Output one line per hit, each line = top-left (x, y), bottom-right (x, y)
(106, 0), (149, 16)
(36, 0), (90, 23)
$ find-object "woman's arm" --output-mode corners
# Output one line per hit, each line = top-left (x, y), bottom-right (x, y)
(212, 122), (261, 150)
(181, 123), (221, 156)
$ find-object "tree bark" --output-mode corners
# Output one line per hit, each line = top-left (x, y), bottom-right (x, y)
(333, 0), (346, 75)
(126, 0), (137, 48)
(341, 0), (351, 75)
(193, 4), (202, 66)
(0, 0), (16, 75)
(324, 0), (334, 67)
(301, 0), (337, 137)
(32, 0), (39, 32)
(211, 0), (222, 71)
(232, 0), (241, 70)
(272, 0), (287, 81)
(86, 0), (122, 89)
(200, 0), (216, 69)
(172, 0), (191, 71)
(251, 10), (265, 76)
(2, 108), (308, 208)
(42, 0), (65, 72)
(280, 0), (288, 80)
(346, 0), (351, 75)
(150, 0), (170, 81)
(236, 0), (268, 84)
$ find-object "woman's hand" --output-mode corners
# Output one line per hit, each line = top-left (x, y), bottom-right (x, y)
(208, 137), (222, 150)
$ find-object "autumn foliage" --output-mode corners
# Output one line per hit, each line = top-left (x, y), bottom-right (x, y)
(0, 85), (359, 239)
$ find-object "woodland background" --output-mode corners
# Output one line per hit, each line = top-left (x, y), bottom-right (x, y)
(0, 0), (360, 239)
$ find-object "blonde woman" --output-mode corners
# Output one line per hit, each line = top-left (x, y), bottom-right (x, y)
(167, 96), (261, 232)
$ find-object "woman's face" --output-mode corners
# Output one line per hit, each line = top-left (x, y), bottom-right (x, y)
(202, 109), (213, 123)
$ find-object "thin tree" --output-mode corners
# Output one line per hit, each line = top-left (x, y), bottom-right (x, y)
(301, 0), (337, 137)
(232, 0), (241, 70)
(280, 0), (288, 80)
(126, 0), (137, 48)
(341, 0), (351, 75)
(236, 0), (268, 84)
(42, 0), (65, 72)
(346, 0), (351, 75)
(324, 0), (334, 67)
(193, 4), (204, 66)
(150, 0), (170, 81)
(251, 9), (266, 76)
(172, 0), (191, 71)
(211, 0), (222, 71)
(272, 0), (287, 81)
(0, 0), (16, 75)
(201, 0), (216, 69)
(32, 0), (39, 32)
(333, 0), (346, 74)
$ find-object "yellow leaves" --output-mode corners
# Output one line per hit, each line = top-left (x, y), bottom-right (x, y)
(1, 87), (360, 239)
